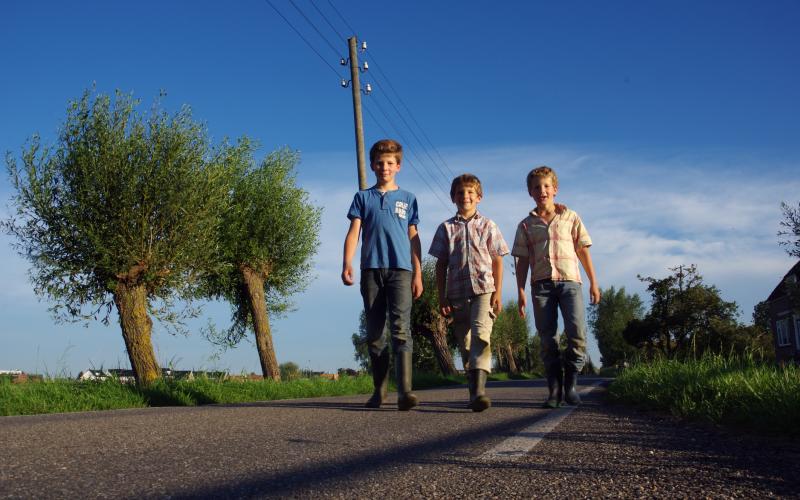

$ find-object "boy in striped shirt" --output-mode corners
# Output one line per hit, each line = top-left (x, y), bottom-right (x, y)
(512, 166), (600, 408)
(429, 174), (509, 412)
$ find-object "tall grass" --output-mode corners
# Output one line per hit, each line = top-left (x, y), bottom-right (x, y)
(608, 354), (800, 436)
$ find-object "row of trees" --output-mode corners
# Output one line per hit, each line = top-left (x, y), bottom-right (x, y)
(4, 90), (321, 385)
(589, 265), (775, 366)
(355, 259), (782, 376)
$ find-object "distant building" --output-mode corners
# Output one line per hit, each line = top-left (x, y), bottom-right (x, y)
(77, 368), (228, 383)
(767, 261), (800, 365)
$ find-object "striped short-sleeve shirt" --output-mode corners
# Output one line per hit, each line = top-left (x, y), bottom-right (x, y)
(428, 212), (509, 299)
(511, 205), (592, 284)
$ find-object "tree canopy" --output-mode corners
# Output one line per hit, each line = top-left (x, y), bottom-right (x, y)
(202, 148), (322, 379)
(4, 89), (246, 384)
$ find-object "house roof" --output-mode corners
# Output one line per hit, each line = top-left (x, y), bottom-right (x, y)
(767, 261), (800, 302)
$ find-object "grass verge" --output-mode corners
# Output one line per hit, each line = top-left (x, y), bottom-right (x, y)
(0, 371), (489, 417)
(608, 354), (800, 436)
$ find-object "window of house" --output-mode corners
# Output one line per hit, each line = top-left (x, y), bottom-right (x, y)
(776, 318), (790, 346)
(795, 316), (800, 351)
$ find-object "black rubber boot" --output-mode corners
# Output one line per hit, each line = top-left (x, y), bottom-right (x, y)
(563, 367), (581, 406)
(543, 363), (563, 409)
(469, 369), (491, 412)
(365, 351), (390, 408)
(396, 351), (418, 411)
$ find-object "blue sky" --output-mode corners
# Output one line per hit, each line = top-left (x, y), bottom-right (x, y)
(1, 1), (798, 376)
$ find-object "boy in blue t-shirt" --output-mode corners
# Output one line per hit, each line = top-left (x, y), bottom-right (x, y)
(342, 139), (423, 410)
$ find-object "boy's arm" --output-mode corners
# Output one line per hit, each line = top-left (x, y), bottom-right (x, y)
(435, 258), (450, 316)
(341, 218), (362, 286)
(576, 245), (601, 304)
(491, 255), (504, 315)
(515, 256), (529, 318)
(409, 224), (423, 299)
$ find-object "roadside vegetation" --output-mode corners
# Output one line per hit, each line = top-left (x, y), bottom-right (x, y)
(0, 371), (479, 417)
(608, 355), (800, 436)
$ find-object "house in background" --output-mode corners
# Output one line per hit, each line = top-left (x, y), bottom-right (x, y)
(767, 261), (800, 365)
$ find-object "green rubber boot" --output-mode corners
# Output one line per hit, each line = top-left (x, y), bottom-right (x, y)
(365, 351), (389, 408)
(396, 351), (418, 411)
(543, 363), (563, 409)
(469, 369), (491, 412)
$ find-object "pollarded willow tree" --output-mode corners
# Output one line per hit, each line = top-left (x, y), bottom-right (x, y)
(202, 148), (322, 381)
(4, 90), (248, 385)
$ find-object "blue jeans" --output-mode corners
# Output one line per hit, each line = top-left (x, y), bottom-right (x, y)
(361, 268), (413, 355)
(532, 280), (586, 373)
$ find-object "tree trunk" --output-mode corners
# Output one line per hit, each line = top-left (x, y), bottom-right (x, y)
(114, 282), (160, 385)
(414, 315), (457, 376)
(504, 343), (519, 374)
(241, 265), (281, 381)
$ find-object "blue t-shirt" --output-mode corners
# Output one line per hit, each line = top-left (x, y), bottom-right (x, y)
(347, 187), (420, 271)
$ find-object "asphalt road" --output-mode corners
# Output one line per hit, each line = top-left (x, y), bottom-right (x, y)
(2, 378), (799, 499)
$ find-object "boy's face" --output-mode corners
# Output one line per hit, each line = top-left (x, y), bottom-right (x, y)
(529, 175), (558, 208)
(371, 153), (401, 185)
(453, 184), (482, 215)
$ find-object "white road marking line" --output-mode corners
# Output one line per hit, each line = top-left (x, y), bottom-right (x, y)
(480, 381), (603, 461)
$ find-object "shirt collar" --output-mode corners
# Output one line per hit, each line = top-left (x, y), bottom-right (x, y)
(530, 203), (567, 218)
(454, 210), (482, 223)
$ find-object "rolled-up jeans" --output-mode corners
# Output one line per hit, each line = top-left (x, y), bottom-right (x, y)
(451, 293), (495, 372)
(360, 268), (413, 355)
(532, 280), (586, 373)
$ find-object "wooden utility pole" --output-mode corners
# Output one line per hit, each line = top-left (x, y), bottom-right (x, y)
(347, 36), (367, 190)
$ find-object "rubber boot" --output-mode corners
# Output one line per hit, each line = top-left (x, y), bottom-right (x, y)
(563, 366), (581, 406)
(469, 369), (491, 412)
(396, 351), (418, 411)
(365, 351), (390, 408)
(543, 363), (563, 409)
(465, 370), (476, 409)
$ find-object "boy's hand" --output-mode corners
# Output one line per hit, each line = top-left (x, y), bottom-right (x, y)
(490, 291), (502, 316)
(589, 284), (601, 304)
(438, 298), (452, 317)
(412, 274), (424, 299)
(341, 264), (355, 286)
(517, 290), (527, 318)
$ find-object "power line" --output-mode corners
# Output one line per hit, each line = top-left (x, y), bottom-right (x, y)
(368, 73), (453, 188)
(308, 0), (347, 41)
(324, 0), (357, 37)
(264, 0), (343, 78)
(366, 53), (457, 180)
(287, 0), (343, 59)
(362, 105), (450, 210)
(366, 95), (449, 195)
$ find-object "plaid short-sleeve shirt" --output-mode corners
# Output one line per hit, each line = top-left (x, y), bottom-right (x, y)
(428, 212), (509, 299)
(511, 205), (592, 284)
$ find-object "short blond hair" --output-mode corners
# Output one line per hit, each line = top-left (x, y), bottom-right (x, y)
(369, 139), (403, 164)
(526, 166), (558, 192)
(450, 174), (483, 201)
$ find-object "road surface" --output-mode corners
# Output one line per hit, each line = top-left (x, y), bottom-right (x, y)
(2, 378), (798, 498)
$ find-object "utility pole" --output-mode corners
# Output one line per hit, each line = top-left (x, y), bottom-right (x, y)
(343, 37), (368, 190)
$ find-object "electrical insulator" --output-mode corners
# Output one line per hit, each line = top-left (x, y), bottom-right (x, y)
(340, 57), (347, 66)
(341, 79), (348, 88)
(365, 83), (372, 94)
(362, 61), (369, 71)
(361, 40), (367, 51)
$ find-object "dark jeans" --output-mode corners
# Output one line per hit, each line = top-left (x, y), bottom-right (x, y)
(360, 268), (413, 355)
(532, 280), (587, 373)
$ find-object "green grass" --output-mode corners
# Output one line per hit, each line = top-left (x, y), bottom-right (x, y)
(608, 354), (800, 436)
(0, 371), (475, 417)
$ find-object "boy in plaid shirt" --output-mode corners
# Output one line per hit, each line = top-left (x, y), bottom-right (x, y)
(512, 166), (600, 408)
(428, 174), (509, 412)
